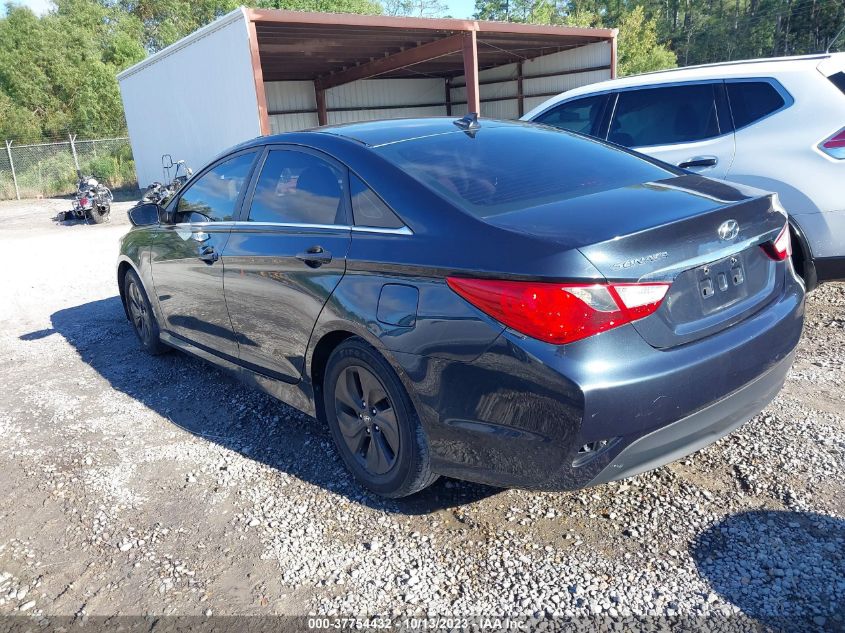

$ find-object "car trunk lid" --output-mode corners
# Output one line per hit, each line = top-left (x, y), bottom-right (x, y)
(485, 175), (788, 348)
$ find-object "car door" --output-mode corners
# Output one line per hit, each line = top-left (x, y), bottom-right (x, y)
(606, 82), (736, 179)
(150, 150), (258, 358)
(530, 94), (611, 138)
(223, 146), (352, 382)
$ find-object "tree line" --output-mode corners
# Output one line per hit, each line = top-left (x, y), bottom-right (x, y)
(473, 0), (844, 69)
(1, 0), (842, 143)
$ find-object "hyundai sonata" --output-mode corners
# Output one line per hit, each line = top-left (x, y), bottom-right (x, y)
(118, 117), (804, 498)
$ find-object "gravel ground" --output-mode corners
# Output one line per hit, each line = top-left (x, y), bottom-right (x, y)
(0, 198), (842, 629)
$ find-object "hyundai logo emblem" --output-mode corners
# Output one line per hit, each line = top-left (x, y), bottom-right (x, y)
(718, 219), (739, 241)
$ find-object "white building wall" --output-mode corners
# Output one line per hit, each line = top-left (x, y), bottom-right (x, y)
(118, 9), (261, 187)
(451, 41), (612, 118)
(266, 78), (448, 132)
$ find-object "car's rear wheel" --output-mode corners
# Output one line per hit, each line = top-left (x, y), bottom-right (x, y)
(124, 269), (168, 355)
(323, 338), (437, 498)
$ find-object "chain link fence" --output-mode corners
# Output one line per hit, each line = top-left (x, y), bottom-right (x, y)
(0, 136), (137, 200)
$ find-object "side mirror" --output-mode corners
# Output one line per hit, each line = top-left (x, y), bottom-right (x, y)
(128, 202), (162, 227)
(161, 154), (174, 170)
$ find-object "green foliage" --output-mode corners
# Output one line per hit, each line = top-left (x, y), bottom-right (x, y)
(382, 0), (448, 17)
(0, 0), (147, 142)
(255, 0), (382, 15)
(0, 0), (383, 145)
(617, 6), (677, 76)
(473, 0), (845, 73)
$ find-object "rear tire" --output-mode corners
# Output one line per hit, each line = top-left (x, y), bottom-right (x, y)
(87, 205), (110, 224)
(323, 338), (438, 498)
(123, 269), (168, 355)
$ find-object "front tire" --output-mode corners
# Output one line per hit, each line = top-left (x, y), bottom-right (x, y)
(123, 269), (168, 355)
(323, 338), (437, 498)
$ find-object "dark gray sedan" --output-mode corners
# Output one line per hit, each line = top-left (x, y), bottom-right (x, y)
(118, 117), (804, 497)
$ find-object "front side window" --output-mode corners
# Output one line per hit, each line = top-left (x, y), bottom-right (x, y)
(350, 173), (404, 229)
(175, 152), (256, 222)
(727, 81), (787, 129)
(533, 95), (607, 136)
(248, 150), (345, 225)
(608, 84), (720, 147)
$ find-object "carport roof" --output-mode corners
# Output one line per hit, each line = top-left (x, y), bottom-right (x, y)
(247, 9), (616, 82)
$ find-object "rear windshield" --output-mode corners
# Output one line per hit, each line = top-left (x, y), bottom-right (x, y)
(376, 124), (676, 218)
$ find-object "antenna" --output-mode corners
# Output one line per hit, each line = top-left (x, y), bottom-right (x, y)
(826, 22), (845, 53)
(453, 113), (481, 136)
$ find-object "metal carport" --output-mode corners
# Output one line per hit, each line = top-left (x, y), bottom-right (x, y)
(118, 7), (616, 186)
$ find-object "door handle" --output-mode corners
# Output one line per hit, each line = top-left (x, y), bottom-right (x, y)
(678, 155), (718, 169)
(198, 245), (219, 264)
(296, 246), (332, 268)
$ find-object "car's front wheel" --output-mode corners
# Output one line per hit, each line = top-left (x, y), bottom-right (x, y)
(123, 269), (168, 355)
(323, 338), (438, 498)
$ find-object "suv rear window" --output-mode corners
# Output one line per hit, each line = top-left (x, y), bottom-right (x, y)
(376, 125), (676, 217)
(828, 71), (845, 95)
(727, 81), (786, 129)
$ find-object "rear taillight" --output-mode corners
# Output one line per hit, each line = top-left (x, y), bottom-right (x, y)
(446, 278), (670, 345)
(761, 223), (791, 261)
(818, 127), (845, 159)
(80, 197), (89, 207)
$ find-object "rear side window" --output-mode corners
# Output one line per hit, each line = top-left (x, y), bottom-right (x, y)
(608, 84), (720, 147)
(533, 95), (607, 137)
(350, 173), (405, 229)
(727, 81), (786, 129)
(377, 125), (675, 217)
(827, 71), (845, 95)
(176, 152), (256, 222)
(248, 149), (345, 225)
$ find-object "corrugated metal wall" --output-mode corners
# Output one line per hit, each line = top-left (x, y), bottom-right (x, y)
(266, 81), (318, 133)
(451, 40), (612, 118)
(265, 41), (611, 132)
(267, 78), (448, 133)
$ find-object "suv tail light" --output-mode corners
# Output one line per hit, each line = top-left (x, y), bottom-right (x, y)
(761, 223), (791, 261)
(446, 278), (670, 345)
(818, 127), (845, 159)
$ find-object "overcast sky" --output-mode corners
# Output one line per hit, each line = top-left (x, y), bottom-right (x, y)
(2, 0), (476, 18)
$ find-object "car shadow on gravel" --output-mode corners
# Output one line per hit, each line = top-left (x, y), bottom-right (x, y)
(692, 510), (844, 629)
(43, 296), (500, 515)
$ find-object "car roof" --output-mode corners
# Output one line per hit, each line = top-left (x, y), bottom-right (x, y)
(523, 52), (845, 116)
(241, 117), (525, 150)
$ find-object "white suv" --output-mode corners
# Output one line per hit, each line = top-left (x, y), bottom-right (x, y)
(523, 53), (845, 289)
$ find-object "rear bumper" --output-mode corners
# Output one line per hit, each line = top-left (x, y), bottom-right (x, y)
(395, 269), (804, 490)
(586, 350), (793, 486)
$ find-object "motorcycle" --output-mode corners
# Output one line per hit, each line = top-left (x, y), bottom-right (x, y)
(60, 172), (113, 224)
(141, 158), (192, 205)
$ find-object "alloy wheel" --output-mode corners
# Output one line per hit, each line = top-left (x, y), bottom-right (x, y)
(333, 365), (400, 476)
(127, 280), (151, 344)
